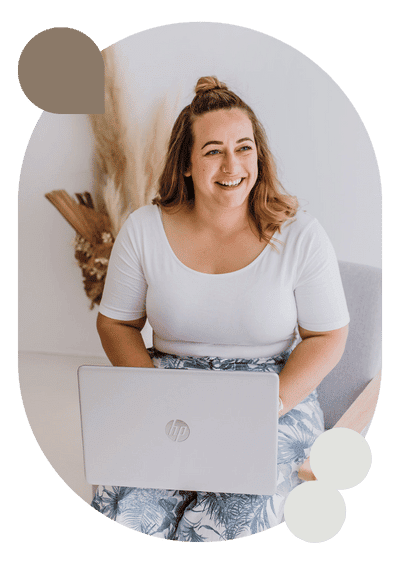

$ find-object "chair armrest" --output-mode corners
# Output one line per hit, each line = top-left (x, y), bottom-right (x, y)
(298, 370), (381, 481)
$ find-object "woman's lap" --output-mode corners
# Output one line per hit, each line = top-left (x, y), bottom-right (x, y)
(91, 348), (325, 541)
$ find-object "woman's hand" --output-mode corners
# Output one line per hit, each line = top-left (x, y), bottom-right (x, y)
(278, 324), (349, 415)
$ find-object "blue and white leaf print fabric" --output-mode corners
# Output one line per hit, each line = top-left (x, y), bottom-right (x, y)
(91, 346), (324, 541)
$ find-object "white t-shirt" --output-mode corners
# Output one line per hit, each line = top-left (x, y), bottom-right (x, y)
(99, 205), (350, 359)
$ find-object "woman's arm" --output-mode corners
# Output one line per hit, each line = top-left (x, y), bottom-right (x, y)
(97, 312), (155, 368)
(278, 324), (349, 415)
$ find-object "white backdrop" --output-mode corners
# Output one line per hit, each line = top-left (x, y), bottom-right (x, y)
(19, 22), (381, 356)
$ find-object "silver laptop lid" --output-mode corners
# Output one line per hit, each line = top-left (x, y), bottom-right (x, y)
(78, 365), (279, 495)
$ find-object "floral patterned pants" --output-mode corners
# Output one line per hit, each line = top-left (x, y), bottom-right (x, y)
(91, 346), (325, 541)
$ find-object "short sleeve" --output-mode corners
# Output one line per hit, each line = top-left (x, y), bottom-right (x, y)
(294, 220), (350, 331)
(98, 215), (147, 321)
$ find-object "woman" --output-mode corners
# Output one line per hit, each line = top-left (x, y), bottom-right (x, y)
(92, 76), (350, 541)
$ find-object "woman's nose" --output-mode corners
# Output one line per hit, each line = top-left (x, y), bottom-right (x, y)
(222, 152), (239, 174)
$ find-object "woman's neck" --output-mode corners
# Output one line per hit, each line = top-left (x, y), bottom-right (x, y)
(189, 200), (251, 238)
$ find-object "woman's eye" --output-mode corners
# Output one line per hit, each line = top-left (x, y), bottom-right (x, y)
(205, 146), (252, 156)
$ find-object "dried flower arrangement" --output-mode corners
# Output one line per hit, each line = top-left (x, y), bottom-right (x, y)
(45, 45), (178, 309)
(45, 189), (114, 308)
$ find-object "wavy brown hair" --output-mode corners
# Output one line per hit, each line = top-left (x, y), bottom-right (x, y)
(152, 76), (298, 243)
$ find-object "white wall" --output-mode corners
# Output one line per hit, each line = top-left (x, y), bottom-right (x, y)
(19, 23), (381, 356)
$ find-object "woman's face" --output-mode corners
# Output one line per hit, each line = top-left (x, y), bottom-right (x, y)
(185, 108), (258, 210)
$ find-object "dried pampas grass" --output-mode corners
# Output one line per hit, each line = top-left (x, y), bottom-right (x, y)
(102, 175), (131, 238)
(141, 94), (180, 205)
(120, 91), (181, 222)
(89, 45), (179, 236)
(89, 46), (129, 233)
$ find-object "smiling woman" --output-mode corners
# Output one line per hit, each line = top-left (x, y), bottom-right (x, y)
(184, 108), (258, 212)
(94, 76), (350, 541)
(154, 76), (298, 246)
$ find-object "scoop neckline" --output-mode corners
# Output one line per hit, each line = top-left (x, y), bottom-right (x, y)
(155, 205), (273, 277)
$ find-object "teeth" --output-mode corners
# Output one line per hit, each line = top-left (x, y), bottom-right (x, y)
(218, 178), (243, 187)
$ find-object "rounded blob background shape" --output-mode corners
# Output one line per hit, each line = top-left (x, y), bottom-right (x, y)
(18, 22), (381, 539)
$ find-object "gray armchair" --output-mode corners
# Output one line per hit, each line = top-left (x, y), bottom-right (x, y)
(299, 260), (382, 480)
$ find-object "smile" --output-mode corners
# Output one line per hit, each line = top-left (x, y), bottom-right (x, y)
(216, 178), (244, 188)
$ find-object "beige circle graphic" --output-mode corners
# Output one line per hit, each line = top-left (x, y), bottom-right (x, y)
(18, 27), (104, 114)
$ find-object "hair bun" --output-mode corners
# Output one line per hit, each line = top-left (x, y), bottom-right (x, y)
(195, 76), (228, 95)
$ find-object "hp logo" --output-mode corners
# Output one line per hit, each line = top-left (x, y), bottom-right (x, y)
(165, 419), (190, 442)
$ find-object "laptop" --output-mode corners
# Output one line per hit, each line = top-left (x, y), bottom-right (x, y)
(78, 365), (279, 495)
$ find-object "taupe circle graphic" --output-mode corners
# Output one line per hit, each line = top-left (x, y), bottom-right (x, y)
(165, 419), (190, 442)
(18, 27), (104, 114)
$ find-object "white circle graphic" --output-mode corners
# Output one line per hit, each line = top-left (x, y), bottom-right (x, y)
(284, 481), (346, 543)
(310, 428), (372, 489)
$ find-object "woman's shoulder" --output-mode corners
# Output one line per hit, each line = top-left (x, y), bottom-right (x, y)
(278, 210), (333, 256)
(280, 209), (319, 238)
(126, 204), (159, 223)
(280, 209), (335, 260)
(115, 205), (160, 245)
(122, 204), (160, 233)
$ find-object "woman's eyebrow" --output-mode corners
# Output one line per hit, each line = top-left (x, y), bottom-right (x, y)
(201, 137), (254, 150)
(201, 140), (223, 149)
